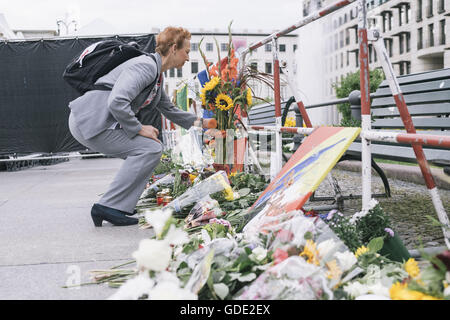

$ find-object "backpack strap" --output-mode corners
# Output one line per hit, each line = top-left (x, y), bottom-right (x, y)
(91, 54), (159, 93)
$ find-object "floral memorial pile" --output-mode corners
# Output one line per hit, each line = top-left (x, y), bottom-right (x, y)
(68, 24), (450, 300)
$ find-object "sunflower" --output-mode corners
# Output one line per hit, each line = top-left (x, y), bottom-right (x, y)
(204, 76), (220, 92)
(389, 282), (441, 300)
(300, 240), (320, 265)
(405, 258), (420, 279)
(246, 88), (252, 106)
(354, 246), (369, 259)
(215, 93), (233, 111)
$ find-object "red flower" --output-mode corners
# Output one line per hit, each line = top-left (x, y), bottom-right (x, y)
(432, 250), (450, 271)
(272, 248), (289, 265)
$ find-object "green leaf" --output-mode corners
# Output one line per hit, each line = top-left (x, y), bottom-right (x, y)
(213, 283), (229, 300)
(238, 273), (257, 282)
(367, 236), (384, 253)
(238, 188), (251, 197)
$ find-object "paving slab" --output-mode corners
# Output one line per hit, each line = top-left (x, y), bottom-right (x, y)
(0, 158), (152, 299)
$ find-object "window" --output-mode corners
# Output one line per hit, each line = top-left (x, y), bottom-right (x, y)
(355, 49), (359, 67)
(265, 43), (272, 52)
(279, 44), (286, 52)
(369, 45), (373, 63)
(334, 34), (338, 51)
(344, 14), (348, 23)
(406, 61), (411, 74)
(265, 62), (272, 74)
(191, 62), (198, 74)
(388, 12), (393, 30)
(206, 43), (213, 51)
(440, 20), (446, 45)
(164, 71), (168, 77)
(191, 43), (198, 51)
(346, 51), (349, 66)
(426, 0), (433, 18)
(374, 48), (377, 62)
(177, 68), (183, 77)
(293, 44), (297, 52)
(416, 0), (423, 22)
(405, 4), (410, 24)
(398, 6), (403, 26)
(428, 23), (434, 47)
(399, 34), (404, 54)
(345, 29), (350, 45)
(250, 62), (258, 72)
(220, 43), (228, 51)
(438, 0), (445, 13)
(417, 27), (423, 49)
(169, 68), (175, 77)
(339, 31), (344, 48)
(406, 32), (411, 52)
(340, 52), (343, 68)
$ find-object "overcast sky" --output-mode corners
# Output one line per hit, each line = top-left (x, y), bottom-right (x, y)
(1, 0), (305, 34)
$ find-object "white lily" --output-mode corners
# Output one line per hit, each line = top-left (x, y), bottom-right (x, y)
(132, 239), (172, 272)
(165, 224), (189, 246)
(144, 208), (172, 236)
(108, 273), (155, 300)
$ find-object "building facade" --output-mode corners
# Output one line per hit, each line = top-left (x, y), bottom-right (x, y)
(161, 29), (298, 106)
(301, 0), (449, 101)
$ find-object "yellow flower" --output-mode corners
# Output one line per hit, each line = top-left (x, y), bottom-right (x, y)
(200, 90), (206, 105)
(405, 258), (421, 279)
(246, 88), (252, 106)
(325, 259), (342, 280)
(389, 282), (441, 300)
(284, 116), (296, 127)
(204, 76), (220, 92)
(300, 240), (320, 265)
(354, 246), (369, 259)
(189, 174), (197, 183)
(215, 93), (233, 111)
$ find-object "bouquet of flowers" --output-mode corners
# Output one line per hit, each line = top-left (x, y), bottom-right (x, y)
(197, 22), (274, 165)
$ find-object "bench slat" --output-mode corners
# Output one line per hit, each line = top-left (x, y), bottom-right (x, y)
(371, 103), (450, 117)
(372, 117), (450, 129)
(374, 79), (450, 97)
(371, 91), (450, 107)
(376, 68), (450, 88)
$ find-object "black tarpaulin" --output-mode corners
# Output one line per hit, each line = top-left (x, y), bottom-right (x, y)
(0, 34), (156, 155)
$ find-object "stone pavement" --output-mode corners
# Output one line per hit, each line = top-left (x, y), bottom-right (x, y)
(0, 158), (152, 300)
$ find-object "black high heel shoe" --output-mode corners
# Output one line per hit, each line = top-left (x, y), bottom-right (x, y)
(91, 203), (139, 227)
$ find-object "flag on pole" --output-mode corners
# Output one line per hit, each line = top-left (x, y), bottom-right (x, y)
(176, 84), (189, 111)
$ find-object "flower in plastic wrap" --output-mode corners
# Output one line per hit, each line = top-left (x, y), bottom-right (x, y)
(334, 251), (357, 272)
(237, 256), (332, 300)
(273, 248), (289, 265)
(249, 247), (268, 263)
(132, 239), (172, 272)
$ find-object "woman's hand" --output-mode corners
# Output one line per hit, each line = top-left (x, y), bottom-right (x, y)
(138, 125), (160, 143)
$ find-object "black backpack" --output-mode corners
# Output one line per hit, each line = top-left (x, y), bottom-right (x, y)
(63, 39), (154, 95)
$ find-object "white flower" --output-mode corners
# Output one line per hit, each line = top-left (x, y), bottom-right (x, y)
(444, 272), (450, 297)
(108, 273), (155, 300)
(343, 281), (369, 298)
(335, 251), (357, 272)
(317, 239), (337, 260)
(366, 282), (390, 297)
(156, 271), (180, 286)
(349, 198), (379, 224)
(145, 209), (172, 236)
(132, 239), (172, 272)
(165, 224), (189, 246)
(249, 247), (267, 262)
(149, 281), (198, 300)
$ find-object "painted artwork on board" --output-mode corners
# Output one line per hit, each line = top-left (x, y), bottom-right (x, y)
(243, 126), (361, 234)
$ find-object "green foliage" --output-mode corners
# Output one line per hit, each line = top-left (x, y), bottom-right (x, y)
(326, 213), (363, 252)
(355, 204), (392, 244)
(333, 69), (384, 126)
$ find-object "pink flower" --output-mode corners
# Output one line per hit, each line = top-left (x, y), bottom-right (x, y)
(276, 229), (294, 242)
(272, 248), (289, 265)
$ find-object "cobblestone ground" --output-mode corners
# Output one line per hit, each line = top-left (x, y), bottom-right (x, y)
(305, 168), (450, 250)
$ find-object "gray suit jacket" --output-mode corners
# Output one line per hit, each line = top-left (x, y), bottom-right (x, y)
(68, 52), (197, 140)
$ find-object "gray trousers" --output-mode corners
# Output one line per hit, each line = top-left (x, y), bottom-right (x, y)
(69, 113), (162, 213)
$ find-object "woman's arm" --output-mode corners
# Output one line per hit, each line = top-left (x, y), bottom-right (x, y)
(107, 58), (157, 138)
